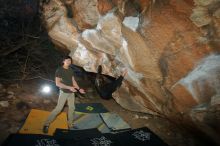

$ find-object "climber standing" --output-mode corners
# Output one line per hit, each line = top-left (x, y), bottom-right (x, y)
(95, 65), (127, 100)
(43, 56), (85, 133)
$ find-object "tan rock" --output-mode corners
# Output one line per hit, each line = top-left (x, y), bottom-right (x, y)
(211, 94), (220, 106)
(70, 12), (122, 76)
(113, 84), (159, 115)
(63, 0), (74, 5)
(73, 0), (99, 30)
(97, 0), (113, 15)
(0, 101), (9, 108)
(214, 8), (220, 18)
(121, 26), (162, 80)
(194, 0), (215, 6)
(42, 0), (220, 120)
(190, 7), (211, 27)
(171, 83), (198, 112)
(41, 0), (220, 143)
(179, 54), (220, 106)
(42, 0), (79, 51)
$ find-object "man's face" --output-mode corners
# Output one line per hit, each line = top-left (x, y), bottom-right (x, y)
(63, 58), (72, 66)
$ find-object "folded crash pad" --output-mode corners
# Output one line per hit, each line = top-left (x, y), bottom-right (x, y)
(19, 109), (68, 135)
(72, 112), (131, 133)
(73, 112), (111, 133)
(100, 113), (131, 131)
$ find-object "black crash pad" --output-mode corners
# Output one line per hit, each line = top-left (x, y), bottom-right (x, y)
(3, 127), (169, 146)
(54, 128), (102, 140)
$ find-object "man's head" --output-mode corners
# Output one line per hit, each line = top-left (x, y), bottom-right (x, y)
(62, 56), (72, 67)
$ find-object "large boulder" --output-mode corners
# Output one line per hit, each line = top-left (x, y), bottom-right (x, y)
(42, 0), (79, 51)
(42, 0), (220, 143)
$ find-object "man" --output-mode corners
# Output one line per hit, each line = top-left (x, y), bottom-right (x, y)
(95, 65), (127, 100)
(43, 56), (85, 133)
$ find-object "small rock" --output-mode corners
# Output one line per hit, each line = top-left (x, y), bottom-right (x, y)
(29, 101), (34, 104)
(43, 99), (50, 104)
(194, 0), (214, 6)
(7, 91), (14, 95)
(144, 123), (149, 127)
(0, 101), (9, 107)
(134, 114), (139, 119)
(139, 116), (149, 120)
(211, 94), (220, 106)
(190, 7), (211, 27)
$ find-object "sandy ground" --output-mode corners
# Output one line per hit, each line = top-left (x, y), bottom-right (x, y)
(0, 78), (213, 146)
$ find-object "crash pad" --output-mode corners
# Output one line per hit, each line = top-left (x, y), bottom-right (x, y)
(73, 112), (111, 133)
(54, 128), (102, 140)
(3, 127), (169, 146)
(19, 109), (68, 135)
(100, 113), (131, 131)
(75, 103), (108, 113)
(75, 127), (169, 146)
(72, 112), (131, 133)
(2, 134), (64, 146)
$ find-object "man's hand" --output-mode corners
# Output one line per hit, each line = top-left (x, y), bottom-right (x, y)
(69, 87), (77, 92)
(79, 88), (86, 94)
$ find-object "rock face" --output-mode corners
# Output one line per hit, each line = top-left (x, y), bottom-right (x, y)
(42, 0), (220, 144)
(73, 0), (100, 30)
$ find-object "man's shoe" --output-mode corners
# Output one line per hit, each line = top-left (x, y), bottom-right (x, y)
(43, 125), (49, 134)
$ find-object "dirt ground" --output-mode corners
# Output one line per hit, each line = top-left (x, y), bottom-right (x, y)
(0, 77), (213, 146)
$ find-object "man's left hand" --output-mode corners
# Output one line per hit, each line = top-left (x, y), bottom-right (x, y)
(79, 88), (85, 94)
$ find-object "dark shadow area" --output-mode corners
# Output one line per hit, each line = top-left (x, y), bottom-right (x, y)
(0, 0), (65, 85)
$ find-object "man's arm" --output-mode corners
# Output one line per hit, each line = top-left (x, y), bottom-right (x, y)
(55, 77), (76, 92)
(72, 76), (85, 94)
(72, 76), (79, 89)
